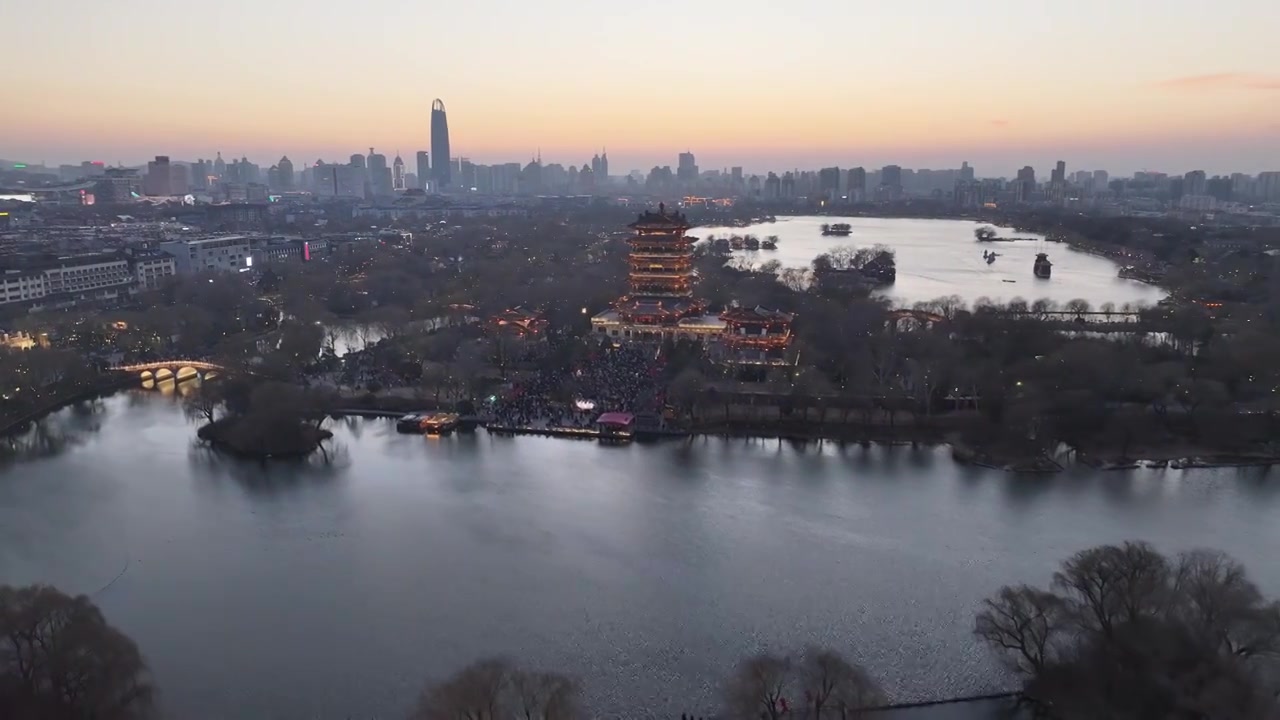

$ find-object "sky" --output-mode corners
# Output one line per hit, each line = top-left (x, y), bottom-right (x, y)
(3, 0), (1279, 177)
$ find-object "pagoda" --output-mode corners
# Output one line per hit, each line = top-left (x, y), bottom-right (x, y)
(614, 203), (704, 326)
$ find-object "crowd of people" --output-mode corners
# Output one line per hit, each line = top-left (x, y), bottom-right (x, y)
(491, 344), (664, 430)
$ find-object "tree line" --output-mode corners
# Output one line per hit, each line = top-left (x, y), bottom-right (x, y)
(5, 543), (1277, 719)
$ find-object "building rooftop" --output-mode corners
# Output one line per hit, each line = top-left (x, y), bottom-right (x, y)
(721, 305), (794, 323)
(628, 202), (691, 230)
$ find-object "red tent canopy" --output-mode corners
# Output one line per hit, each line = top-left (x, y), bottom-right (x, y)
(596, 412), (635, 427)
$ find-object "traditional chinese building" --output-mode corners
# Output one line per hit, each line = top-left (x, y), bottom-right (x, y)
(488, 306), (548, 336)
(717, 305), (795, 366)
(593, 204), (723, 343)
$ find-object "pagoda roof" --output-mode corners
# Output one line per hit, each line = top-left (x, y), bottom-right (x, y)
(628, 202), (691, 230)
(720, 305), (794, 323)
(616, 295), (702, 318)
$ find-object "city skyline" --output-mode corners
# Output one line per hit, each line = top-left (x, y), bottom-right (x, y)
(4, 0), (1279, 176)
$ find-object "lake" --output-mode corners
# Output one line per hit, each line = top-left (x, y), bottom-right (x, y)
(3, 392), (1277, 719)
(693, 216), (1167, 309)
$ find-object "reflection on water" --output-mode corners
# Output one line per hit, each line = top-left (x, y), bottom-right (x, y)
(1, 392), (1278, 719)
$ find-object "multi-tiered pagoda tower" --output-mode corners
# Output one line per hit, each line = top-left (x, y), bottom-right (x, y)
(616, 203), (704, 326)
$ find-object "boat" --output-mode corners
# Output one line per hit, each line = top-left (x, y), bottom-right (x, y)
(396, 414), (425, 433)
(1002, 279), (1017, 283)
(1034, 253), (1053, 279)
(419, 412), (460, 435)
(821, 223), (852, 236)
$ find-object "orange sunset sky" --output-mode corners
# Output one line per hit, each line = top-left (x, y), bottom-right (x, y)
(4, 0), (1279, 176)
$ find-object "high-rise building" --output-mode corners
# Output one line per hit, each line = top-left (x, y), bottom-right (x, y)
(1183, 170), (1207, 197)
(213, 152), (225, 179)
(367, 148), (392, 196)
(415, 151), (430, 190)
(170, 164), (190, 195)
(677, 152), (698, 184)
(392, 154), (406, 191)
(144, 156), (173, 196)
(599, 151), (608, 180)
(960, 162), (975, 182)
(431, 98), (451, 188)
(1093, 170), (1109, 194)
(1016, 166), (1036, 203)
(1051, 160), (1066, 185)
(95, 168), (142, 203)
(278, 156), (294, 191)
(818, 167), (841, 200)
(847, 167), (867, 201)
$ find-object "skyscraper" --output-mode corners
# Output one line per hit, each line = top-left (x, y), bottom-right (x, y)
(144, 156), (172, 196)
(278, 156), (294, 191)
(1016, 166), (1036, 203)
(392, 154), (406, 191)
(1051, 160), (1066, 185)
(960, 161), (975, 182)
(677, 152), (698, 184)
(431, 99), (451, 188)
(1184, 170), (1207, 197)
(367, 148), (392, 196)
(415, 151), (430, 190)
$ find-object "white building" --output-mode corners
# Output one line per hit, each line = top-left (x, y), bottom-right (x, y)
(159, 236), (253, 274)
(128, 250), (177, 290)
(1, 253), (136, 308)
(1, 270), (47, 305)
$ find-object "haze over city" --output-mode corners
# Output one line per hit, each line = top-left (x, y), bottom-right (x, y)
(5, 0), (1280, 175)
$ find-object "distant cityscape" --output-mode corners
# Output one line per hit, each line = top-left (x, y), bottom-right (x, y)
(2, 97), (1278, 220)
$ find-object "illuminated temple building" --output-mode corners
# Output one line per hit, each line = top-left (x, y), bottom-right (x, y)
(592, 204), (795, 367)
(716, 305), (795, 366)
(592, 204), (722, 342)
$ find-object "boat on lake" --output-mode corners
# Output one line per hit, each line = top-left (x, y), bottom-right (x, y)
(821, 223), (852, 236)
(1034, 253), (1053, 279)
(419, 413), (460, 435)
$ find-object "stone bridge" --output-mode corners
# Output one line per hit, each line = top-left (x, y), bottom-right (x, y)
(110, 360), (228, 385)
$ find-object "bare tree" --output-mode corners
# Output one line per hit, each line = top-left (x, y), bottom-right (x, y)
(976, 543), (1280, 718)
(1052, 541), (1172, 637)
(723, 653), (791, 720)
(508, 669), (582, 720)
(410, 658), (511, 720)
(0, 584), (155, 720)
(974, 585), (1064, 674)
(182, 381), (221, 424)
(799, 647), (884, 720)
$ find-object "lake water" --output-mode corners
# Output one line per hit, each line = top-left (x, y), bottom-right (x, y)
(694, 216), (1167, 309)
(3, 393), (1278, 719)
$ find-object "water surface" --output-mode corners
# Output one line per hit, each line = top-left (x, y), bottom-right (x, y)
(694, 216), (1166, 309)
(2, 393), (1275, 719)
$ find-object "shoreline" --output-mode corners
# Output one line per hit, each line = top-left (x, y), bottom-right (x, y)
(13, 390), (1276, 474)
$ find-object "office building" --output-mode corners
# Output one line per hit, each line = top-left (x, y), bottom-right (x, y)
(159, 236), (253, 275)
(431, 98), (451, 188)
(95, 168), (141, 203)
(1184, 170), (1207, 197)
(277, 156), (294, 191)
(144, 156), (173, 196)
(1016, 166), (1036, 202)
(392, 154), (407, 191)
(415, 151), (430, 190)
(677, 152), (698, 184)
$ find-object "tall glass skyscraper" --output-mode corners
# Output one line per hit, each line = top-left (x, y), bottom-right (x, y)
(431, 99), (451, 188)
